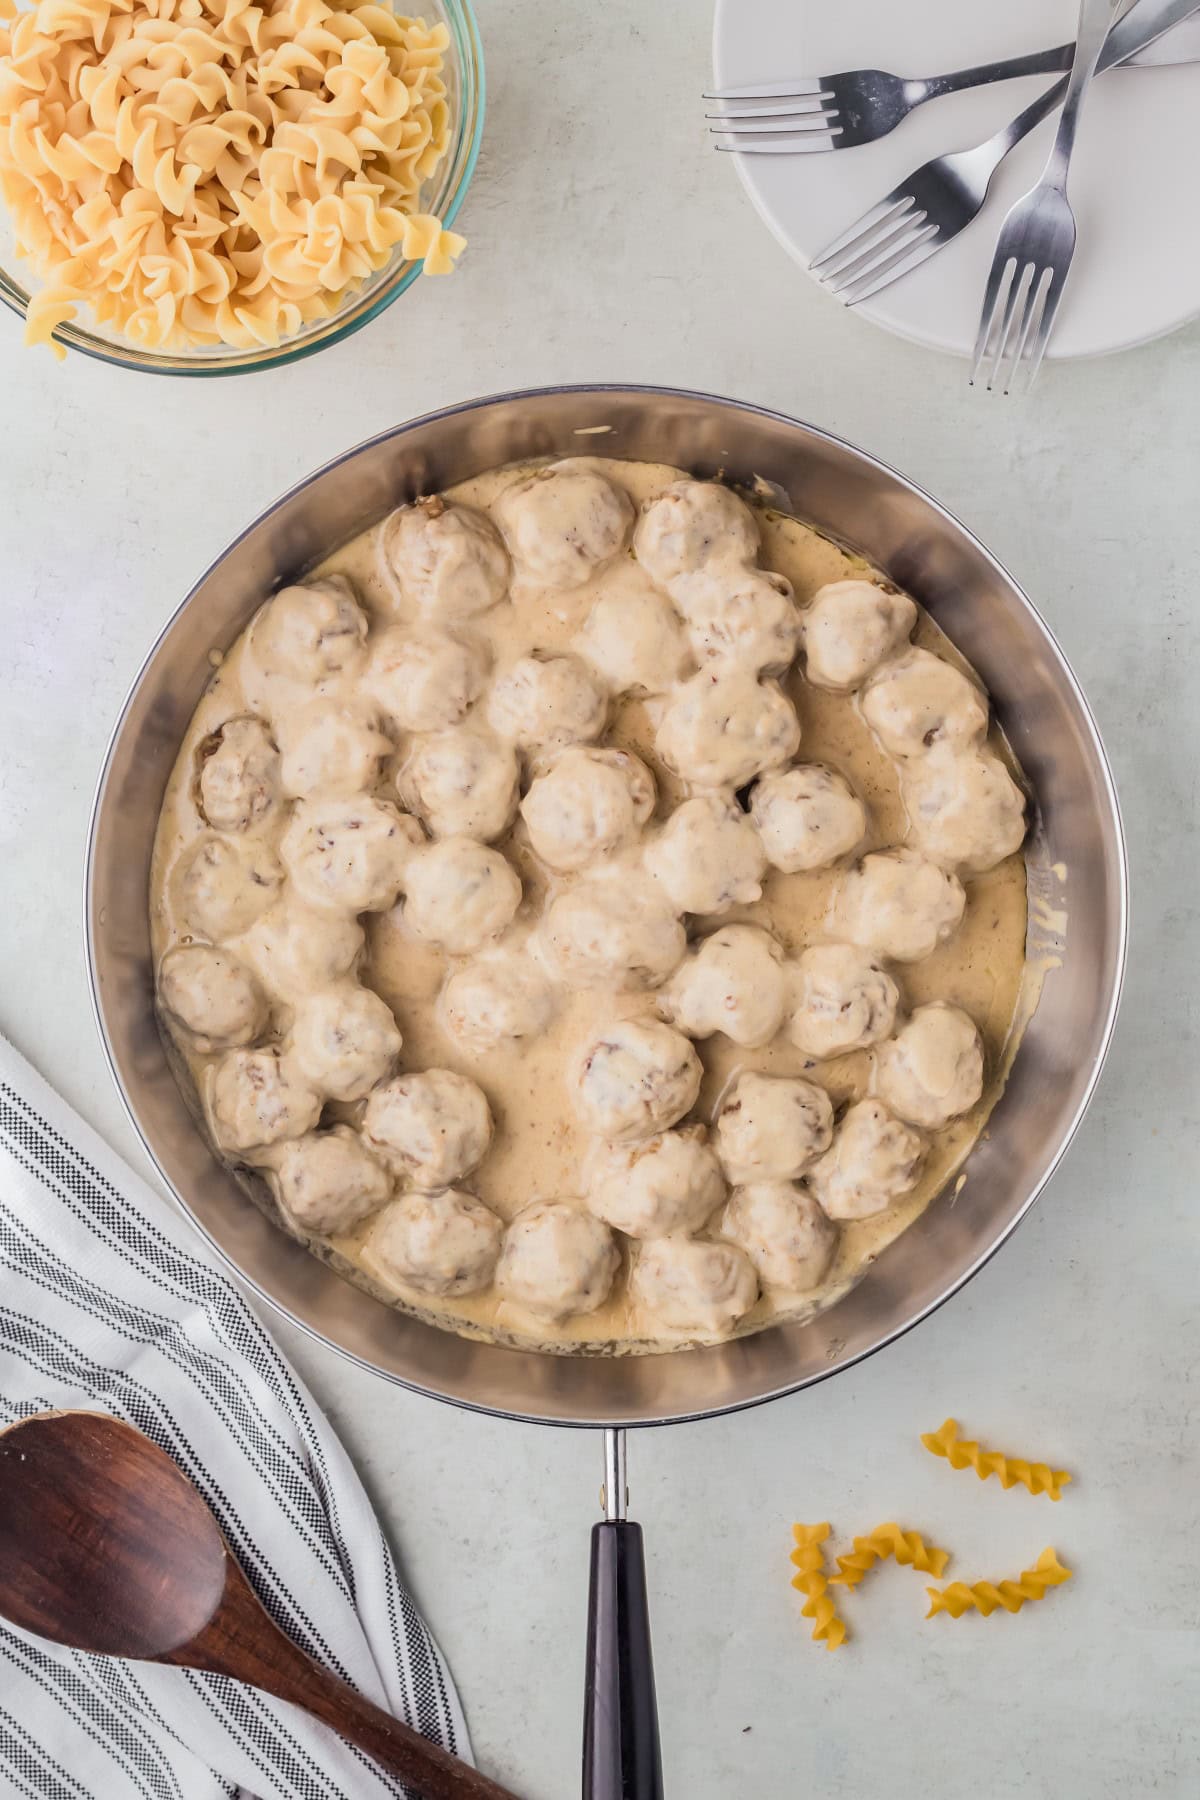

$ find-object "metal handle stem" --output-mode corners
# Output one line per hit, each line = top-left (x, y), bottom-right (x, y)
(602, 1429), (627, 1522)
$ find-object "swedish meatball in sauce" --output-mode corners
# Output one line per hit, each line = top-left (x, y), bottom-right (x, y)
(151, 458), (1030, 1355)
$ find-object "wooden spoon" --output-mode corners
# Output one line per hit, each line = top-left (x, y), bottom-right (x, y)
(0, 1410), (520, 1800)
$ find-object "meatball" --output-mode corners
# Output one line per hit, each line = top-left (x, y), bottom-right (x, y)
(286, 982), (403, 1102)
(403, 839), (522, 955)
(441, 950), (557, 1054)
(197, 716), (281, 834)
(157, 944), (267, 1053)
(656, 670), (800, 791)
(875, 1003), (985, 1129)
(681, 569), (801, 675)
(572, 567), (690, 694)
(248, 576), (368, 687)
(177, 836), (282, 940)
(722, 1181), (836, 1294)
(362, 1189), (502, 1298)
(788, 943), (899, 1059)
(268, 1126), (391, 1234)
(573, 1018), (701, 1143)
(806, 1099), (925, 1221)
(541, 874), (685, 992)
(278, 700), (392, 800)
(835, 849), (966, 964)
(496, 1200), (619, 1321)
(860, 647), (988, 759)
(802, 579), (916, 691)
(712, 1072), (834, 1185)
(495, 461), (633, 590)
(400, 726), (519, 842)
(630, 1238), (758, 1336)
(586, 1127), (725, 1239)
(280, 796), (423, 914)
(382, 497), (509, 621)
(643, 795), (766, 916)
(902, 749), (1027, 874)
(521, 747), (655, 872)
(365, 626), (489, 735)
(633, 480), (759, 588)
(208, 1048), (322, 1157)
(236, 901), (364, 1003)
(363, 1069), (493, 1189)
(659, 925), (786, 1048)
(749, 765), (866, 874)
(486, 654), (607, 753)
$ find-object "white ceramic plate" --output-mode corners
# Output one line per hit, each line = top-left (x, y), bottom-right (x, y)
(711, 0), (1200, 359)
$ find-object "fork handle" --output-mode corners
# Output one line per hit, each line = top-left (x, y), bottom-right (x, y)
(1043, 0), (1119, 183)
(914, 43), (1085, 102)
(978, 10), (1119, 175)
(918, 0), (1193, 105)
(973, 77), (1071, 174)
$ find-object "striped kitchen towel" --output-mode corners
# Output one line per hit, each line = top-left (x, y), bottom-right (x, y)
(0, 1027), (471, 1800)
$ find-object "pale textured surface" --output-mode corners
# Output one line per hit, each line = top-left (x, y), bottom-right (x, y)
(1, 2), (1198, 1795)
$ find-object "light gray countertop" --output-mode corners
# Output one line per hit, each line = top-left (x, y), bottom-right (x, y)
(1, 2), (1197, 1794)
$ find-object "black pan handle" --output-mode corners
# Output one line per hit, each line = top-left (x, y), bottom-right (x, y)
(582, 1432), (663, 1800)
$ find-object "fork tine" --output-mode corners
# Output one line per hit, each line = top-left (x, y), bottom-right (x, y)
(987, 261), (1036, 392)
(714, 135), (839, 155)
(1020, 268), (1065, 392)
(834, 226), (949, 304)
(823, 212), (929, 293)
(1001, 266), (1049, 394)
(969, 256), (1016, 388)
(810, 196), (913, 274)
(708, 113), (837, 137)
(816, 203), (917, 284)
(702, 79), (828, 101)
(705, 99), (834, 121)
(833, 223), (942, 304)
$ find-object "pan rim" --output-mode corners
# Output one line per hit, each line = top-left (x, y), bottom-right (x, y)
(85, 383), (1129, 1428)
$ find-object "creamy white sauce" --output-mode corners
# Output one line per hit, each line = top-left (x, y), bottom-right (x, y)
(150, 459), (1030, 1355)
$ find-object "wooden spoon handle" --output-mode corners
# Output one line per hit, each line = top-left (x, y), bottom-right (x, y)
(254, 1654), (521, 1800)
(169, 1558), (523, 1800)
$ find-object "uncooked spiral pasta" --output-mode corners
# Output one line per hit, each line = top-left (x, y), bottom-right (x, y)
(789, 1522), (846, 1651)
(827, 1522), (950, 1589)
(925, 1546), (1072, 1620)
(0, 0), (465, 356)
(921, 1418), (1072, 1501)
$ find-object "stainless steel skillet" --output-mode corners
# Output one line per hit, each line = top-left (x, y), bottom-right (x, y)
(86, 386), (1127, 1798)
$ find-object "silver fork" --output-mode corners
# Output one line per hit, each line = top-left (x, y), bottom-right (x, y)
(707, 44), (1105, 154)
(809, 0), (1200, 305)
(970, 0), (1117, 393)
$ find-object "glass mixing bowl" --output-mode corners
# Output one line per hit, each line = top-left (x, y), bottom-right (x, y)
(0, 0), (484, 376)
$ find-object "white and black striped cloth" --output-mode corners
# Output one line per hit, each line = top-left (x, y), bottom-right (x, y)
(0, 1029), (471, 1800)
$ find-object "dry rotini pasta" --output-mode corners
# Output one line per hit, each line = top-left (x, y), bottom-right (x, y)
(0, 0), (465, 356)
(827, 1522), (950, 1589)
(921, 1418), (1072, 1501)
(789, 1522), (847, 1652)
(925, 1547), (1072, 1620)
